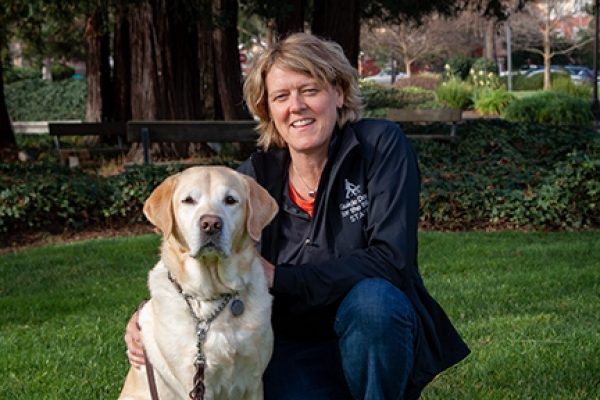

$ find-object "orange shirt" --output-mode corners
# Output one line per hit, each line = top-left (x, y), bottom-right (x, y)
(288, 180), (315, 217)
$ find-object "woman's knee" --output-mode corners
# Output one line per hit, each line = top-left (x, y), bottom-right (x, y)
(334, 278), (416, 339)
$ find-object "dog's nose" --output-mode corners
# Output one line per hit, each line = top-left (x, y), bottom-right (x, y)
(199, 215), (222, 235)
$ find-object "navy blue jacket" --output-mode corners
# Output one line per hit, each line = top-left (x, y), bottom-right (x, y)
(238, 118), (470, 397)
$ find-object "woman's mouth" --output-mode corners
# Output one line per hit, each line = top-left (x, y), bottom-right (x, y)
(291, 118), (315, 128)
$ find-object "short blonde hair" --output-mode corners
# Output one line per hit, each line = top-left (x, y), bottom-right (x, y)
(243, 33), (363, 150)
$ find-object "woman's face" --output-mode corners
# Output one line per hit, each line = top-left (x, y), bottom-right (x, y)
(265, 65), (343, 156)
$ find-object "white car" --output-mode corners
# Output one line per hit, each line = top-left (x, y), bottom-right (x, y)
(362, 69), (406, 85)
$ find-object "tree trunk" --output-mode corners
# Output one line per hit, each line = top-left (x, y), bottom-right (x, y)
(311, 0), (360, 67)
(85, 7), (112, 122)
(212, 0), (250, 120)
(275, 0), (304, 39)
(484, 18), (497, 61)
(405, 60), (414, 78)
(127, 0), (217, 162)
(0, 62), (17, 153)
(543, 13), (551, 91)
(198, 23), (217, 120)
(113, 0), (131, 122)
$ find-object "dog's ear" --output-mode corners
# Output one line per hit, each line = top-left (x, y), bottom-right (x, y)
(143, 175), (177, 238)
(242, 175), (279, 242)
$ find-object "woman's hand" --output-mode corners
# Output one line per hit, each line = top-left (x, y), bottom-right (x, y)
(259, 256), (275, 288)
(124, 309), (146, 368)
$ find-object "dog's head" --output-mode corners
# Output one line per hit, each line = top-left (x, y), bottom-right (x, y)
(143, 166), (278, 259)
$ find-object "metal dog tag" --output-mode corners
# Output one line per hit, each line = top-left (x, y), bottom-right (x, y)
(230, 299), (245, 317)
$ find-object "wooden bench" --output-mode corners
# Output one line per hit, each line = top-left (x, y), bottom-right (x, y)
(385, 108), (462, 140)
(127, 120), (259, 164)
(48, 122), (128, 166)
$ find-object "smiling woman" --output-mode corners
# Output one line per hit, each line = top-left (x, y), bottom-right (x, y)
(125, 32), (470, 400)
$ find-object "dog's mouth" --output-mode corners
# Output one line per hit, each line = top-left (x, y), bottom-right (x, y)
(191, 238), (227, 258)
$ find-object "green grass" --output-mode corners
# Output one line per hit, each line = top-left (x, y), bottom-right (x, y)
(1, 231), (599, 399)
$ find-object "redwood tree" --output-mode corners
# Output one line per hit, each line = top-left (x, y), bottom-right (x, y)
(213, 0), (250, 120)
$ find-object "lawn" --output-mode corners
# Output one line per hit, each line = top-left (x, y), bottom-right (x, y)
(1, 231), (599, 399)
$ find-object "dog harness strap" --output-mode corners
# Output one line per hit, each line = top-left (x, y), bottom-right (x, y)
(144, 350), (160, 400)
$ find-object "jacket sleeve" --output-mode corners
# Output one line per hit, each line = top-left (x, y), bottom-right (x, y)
(271, 123), (421, 312)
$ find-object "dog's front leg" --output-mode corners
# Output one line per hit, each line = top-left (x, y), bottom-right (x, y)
(119, 366), (152, 400)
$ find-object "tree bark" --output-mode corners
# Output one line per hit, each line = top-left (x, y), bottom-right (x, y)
(113, 0), (131, 122)
(85, 7), (112, 122)
(484, 18), (497, 61)
(212, 0), (250, 120)
(126, 0), (218, 162)
(0, 62), (16, 152)
(311, 0), (360, 67)
(275, 0), (304, 39)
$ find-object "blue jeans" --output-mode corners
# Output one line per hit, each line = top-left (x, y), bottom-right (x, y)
(263, 278), (417, 400)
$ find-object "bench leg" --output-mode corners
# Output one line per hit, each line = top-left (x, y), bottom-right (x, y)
(141, 128), (150, 164)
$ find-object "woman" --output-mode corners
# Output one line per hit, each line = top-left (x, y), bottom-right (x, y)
(126, 33), (469, 399)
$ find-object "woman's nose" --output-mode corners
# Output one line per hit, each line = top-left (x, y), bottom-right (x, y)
(289, 93), (306, 112)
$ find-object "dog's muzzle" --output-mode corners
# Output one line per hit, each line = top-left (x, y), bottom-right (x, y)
(198, 214), (224, 254)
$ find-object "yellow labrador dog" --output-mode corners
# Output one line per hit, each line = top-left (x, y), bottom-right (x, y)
(119, 166), (278, 400)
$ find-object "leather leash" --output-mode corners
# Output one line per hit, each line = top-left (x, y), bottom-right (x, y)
(144, 351), (160, 400)
(135, 301), (160, 400)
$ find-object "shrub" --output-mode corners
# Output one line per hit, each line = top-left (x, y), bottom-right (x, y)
(506, 72), (571, 91)
(5, 78), (86, 121)
(551, 77), (592, 98)
(394, 73), (441, 91)
(471, 57), (499, 75)
(472, 88), (516, 116)
(503, 91), (593, 125)
(444, 55), (475, 80)
(360, 80), (404, 110)
(360, 82), (438, 116)
(3, 65), (40, 84)
(50, 63), (75, 81)
(435, 78), (473, 110)
(2, 122), (599, 238)
(414, 120), (600, 230)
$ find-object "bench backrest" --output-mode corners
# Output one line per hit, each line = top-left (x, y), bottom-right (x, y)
(48, 122), (127, 137)
(126, 120), (258, 143)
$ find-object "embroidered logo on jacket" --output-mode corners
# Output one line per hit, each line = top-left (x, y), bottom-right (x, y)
(340, 179), (368, 223)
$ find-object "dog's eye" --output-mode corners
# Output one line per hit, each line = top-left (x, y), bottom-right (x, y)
(224, 195), (238, 205)
(181, 196), (196, 205)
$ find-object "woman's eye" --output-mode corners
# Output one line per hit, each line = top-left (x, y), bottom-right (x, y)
(224, 195), (238, 205)
(181, 196), (196, 205)
(303, 88), (318, 95)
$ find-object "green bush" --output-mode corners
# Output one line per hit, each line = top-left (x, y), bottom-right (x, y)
(435, 78), (473, 110)
(5, 78), (86, 121)
(471, 57), (498, 75)
(50, 63), (75, 81)
(413, 120), (600, 230)
(3, 121), (599, 238)
(444, 55), (475, 80)
(3, 65), (40, 84)
(551, 77), (593, 98)
(360, 80), (404, 110)
(503, 91), (593, 125)
(472, 88), (516, 116)
(505, 72), (571, 91)
(360, 82), (438, 116)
